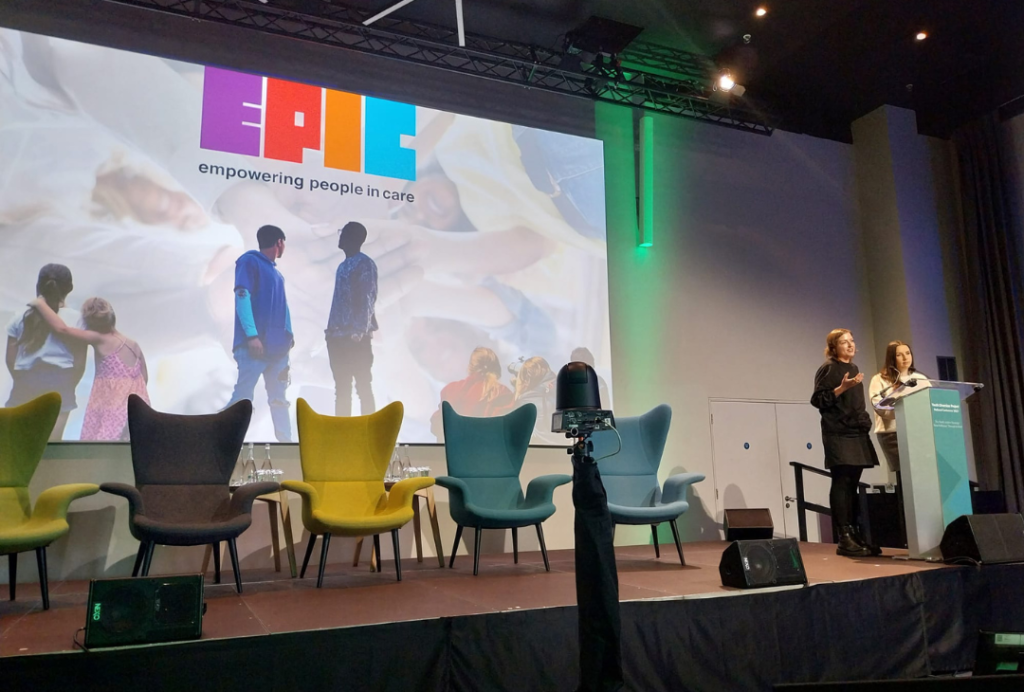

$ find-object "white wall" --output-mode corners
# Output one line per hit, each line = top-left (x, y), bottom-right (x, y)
(604, 112), (888, 547)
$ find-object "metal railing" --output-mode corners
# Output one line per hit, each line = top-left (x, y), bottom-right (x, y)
(788, 461), (871, 542)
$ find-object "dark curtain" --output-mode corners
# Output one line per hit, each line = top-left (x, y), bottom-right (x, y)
(952, 113), (1024, 512)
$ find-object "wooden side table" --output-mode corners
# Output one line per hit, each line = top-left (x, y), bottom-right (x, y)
(353, 484), (445, 570)
(202, 490), (298, 579)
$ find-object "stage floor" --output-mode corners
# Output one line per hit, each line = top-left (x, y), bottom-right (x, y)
(0, 541), (947, 657)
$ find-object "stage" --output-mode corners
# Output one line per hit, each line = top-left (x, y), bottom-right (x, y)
(3, 541), (1024, 690)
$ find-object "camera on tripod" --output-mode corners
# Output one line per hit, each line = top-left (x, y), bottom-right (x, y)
(551, 361), (614, 436)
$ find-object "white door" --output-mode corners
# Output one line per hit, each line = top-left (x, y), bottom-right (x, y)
(775, 403), (829, 541)
(710, 401), (786, 538)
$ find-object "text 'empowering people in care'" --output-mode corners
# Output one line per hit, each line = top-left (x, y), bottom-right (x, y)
(197, 162), (416, 201)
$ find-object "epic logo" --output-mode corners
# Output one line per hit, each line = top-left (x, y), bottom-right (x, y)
(200, 67), (416, 181)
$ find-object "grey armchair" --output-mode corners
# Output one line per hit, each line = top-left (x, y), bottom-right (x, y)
(102, 395), (278, 593)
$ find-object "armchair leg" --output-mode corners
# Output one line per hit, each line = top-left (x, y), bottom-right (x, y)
(512, 527), (519, 564)
(651, 524), (661, 559)
(300, 535), (317, 579)
(35, 547), (50, 611)
(8, 553), (16, 601)
(391, 529), (402, 582)
(316, 533), (332, 589)
(473, 528), (482, 576)
(131, 543), (146, 578)
(373, 534), (382, 571)
(141, 542), (156, 577)
(212, 542), (222, 584)
(449, 525), (463, 569)
(227, 538), (243, 594)
(536, 524), (550, 572)
(669, 520), (686, 566)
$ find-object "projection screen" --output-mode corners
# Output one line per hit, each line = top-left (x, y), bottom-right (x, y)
(0, 28), (612, 443)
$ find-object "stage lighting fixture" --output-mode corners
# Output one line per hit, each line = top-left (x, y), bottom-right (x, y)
(755, 7), (767, 17)
(564, 16), (643, 57)
(915, 31), (928, 41)
(718, 72), (736, 91)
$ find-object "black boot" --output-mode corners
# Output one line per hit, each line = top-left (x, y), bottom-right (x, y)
(836, 525), (872, 558)
(853, 525), (882, 557)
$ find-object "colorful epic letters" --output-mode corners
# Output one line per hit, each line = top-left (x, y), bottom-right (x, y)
(200, 67), (416, 181)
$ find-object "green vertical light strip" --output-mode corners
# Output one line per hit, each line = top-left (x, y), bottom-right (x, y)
(639, 114), (655, 247)
(596, 101), (666, 416)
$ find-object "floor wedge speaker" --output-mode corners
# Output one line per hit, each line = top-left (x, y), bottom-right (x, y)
(85, 574), (205, 648)
(940, 514), (1024, 565)
(723, 508), (774, 541)
(719, 538), (808, 589)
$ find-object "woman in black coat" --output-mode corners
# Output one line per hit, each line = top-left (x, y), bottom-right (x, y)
(811, 328), (880, 558)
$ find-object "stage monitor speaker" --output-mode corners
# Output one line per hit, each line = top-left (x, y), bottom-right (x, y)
(723, 508), (774, 541)
(939, 514), (1024, 565)
(976, 631), (1024, 675)
(719, 538), (807, 589)
(84, 574), (205, 648)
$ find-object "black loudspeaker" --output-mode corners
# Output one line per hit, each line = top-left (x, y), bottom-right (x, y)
(85, 575), (205, 648)
(976, 631), (1024, 675)
(940, 514), (1024, 565)
(723, 508), (774, 541)
(719, 538), (808, 589)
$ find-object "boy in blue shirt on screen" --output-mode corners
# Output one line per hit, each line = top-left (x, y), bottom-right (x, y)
(226, 224), (294, 441)
(326, 221), (378, 417)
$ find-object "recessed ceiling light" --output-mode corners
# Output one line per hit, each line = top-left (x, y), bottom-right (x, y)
(915, 31), (928, 41)
(755, 7), (768, 17)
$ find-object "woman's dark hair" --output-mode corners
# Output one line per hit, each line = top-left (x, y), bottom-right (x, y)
(879, 340), (915, 384)
(21, 264), (73, 354)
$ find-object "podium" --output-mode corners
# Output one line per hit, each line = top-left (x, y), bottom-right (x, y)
(880, 379), (982, 560)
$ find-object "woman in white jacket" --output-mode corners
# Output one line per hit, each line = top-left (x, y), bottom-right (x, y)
(868, 341), (924, 473)
(869, 341), (925, 543)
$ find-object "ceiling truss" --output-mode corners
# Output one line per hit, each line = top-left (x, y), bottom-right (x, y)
(101, 0), (774, 135)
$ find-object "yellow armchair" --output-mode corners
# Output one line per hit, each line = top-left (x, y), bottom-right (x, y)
(286, 399), (434, 587)
(0, 393), (99, 609)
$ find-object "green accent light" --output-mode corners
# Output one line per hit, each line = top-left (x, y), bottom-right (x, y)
(996, 662), (1019, 672)
(639, 115), (654, 247)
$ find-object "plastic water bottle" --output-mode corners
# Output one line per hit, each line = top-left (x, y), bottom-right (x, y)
(231, 447), (246, 486)
(260, 444), (273, 481)
(387, 447), (400, 481)
(400, 445), (412, 480)
(243, 442), (256, 484)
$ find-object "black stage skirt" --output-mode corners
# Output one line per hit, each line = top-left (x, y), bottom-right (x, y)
(822, 433), (879, 469)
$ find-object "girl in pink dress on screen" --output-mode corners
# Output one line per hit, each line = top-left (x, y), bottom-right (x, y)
(30, 296), (149, 441)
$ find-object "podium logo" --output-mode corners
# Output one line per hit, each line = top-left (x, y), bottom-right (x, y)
(200, 67), (416, 181)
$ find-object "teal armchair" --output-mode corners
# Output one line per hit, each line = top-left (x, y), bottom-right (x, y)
(590, 404), (704, 565)
(436, 402), (570, 575)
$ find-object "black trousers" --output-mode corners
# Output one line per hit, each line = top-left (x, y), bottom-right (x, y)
(572, 455), (624, 692)
(829, 465), (864, 528)
(326, 336), (375, 417)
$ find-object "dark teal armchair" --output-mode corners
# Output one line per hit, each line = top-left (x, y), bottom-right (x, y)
(436, 402), (571, 575)
(590, 404), (704, 565)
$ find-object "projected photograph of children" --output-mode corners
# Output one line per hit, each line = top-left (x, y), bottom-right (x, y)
(0, 27), (612, 443)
